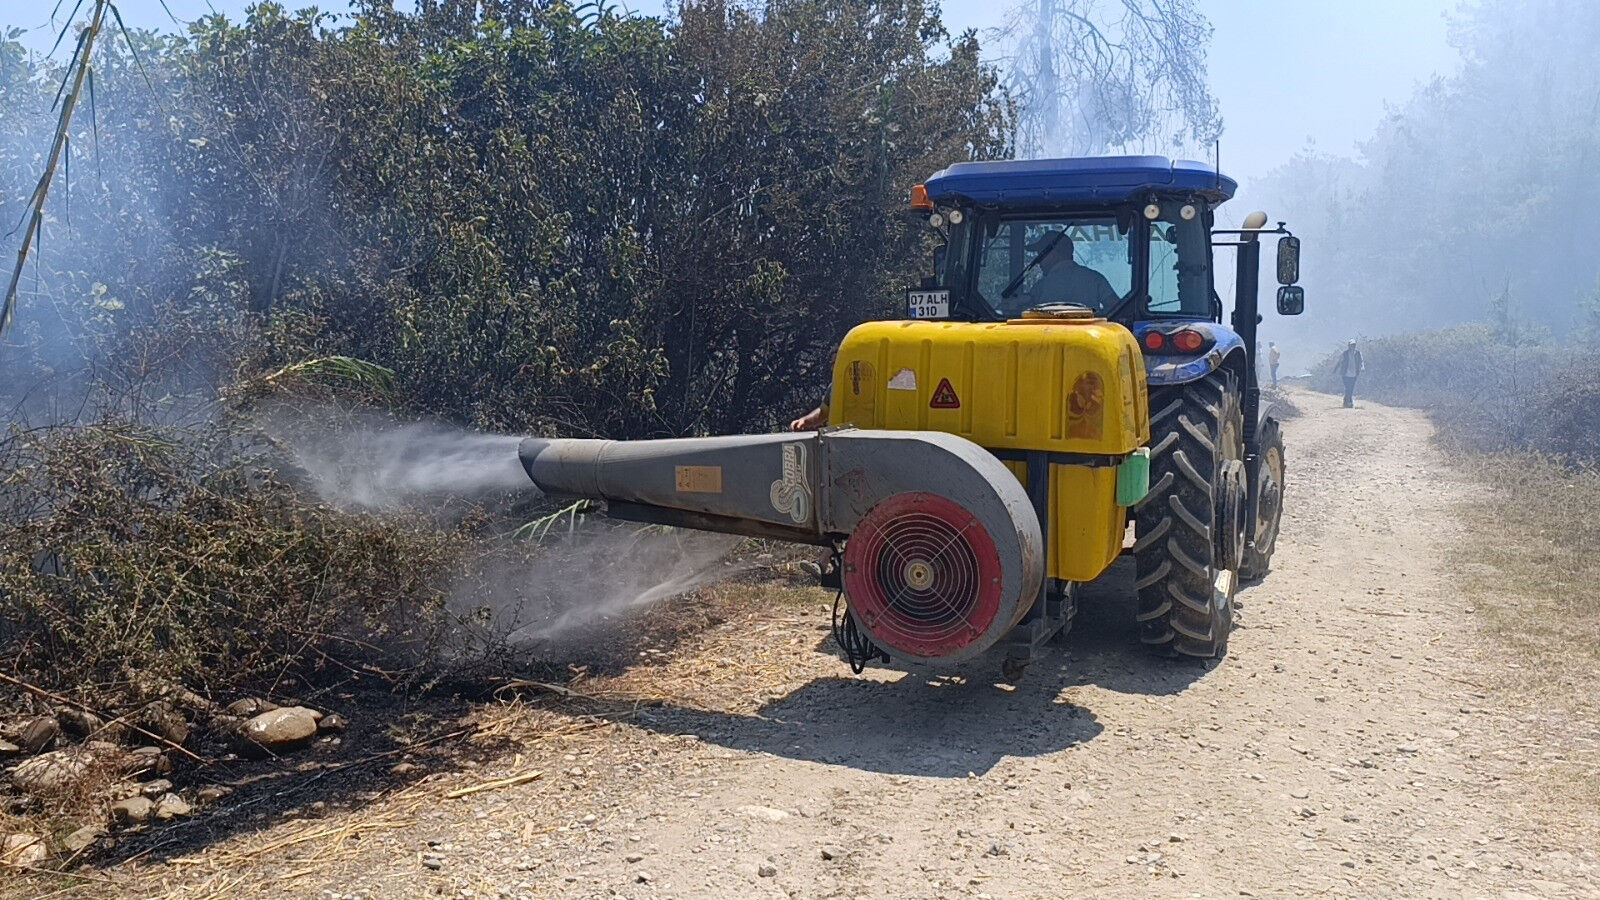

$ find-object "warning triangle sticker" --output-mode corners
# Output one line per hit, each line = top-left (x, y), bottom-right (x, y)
(929, 377), (960, 409)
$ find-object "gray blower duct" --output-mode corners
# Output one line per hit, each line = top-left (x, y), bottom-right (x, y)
(519, 429), (1043, 664)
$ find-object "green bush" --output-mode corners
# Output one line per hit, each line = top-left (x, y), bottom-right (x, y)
(0, 0), (1013, 711)
(0, 421), (460, 701)
(1, 0), (1009, 438)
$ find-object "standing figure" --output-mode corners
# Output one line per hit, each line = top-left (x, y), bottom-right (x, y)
(1268, 342), (1281, 389)
(1339, 339), (1363, 408)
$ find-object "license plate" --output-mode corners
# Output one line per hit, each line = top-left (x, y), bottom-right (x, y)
(907, 289), (950, 319)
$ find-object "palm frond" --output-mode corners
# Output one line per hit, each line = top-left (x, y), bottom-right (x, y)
(258, 355), (398, 392)
(3, 0), (107, 344)
(508, 500), (595, 542)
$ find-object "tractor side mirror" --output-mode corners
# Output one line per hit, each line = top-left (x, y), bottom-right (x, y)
(1276, 285), (1305, 316)
(1276, 236), (1301, 285)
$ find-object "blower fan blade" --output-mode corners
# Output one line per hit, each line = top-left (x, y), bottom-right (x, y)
(842, 492), (1005, 659)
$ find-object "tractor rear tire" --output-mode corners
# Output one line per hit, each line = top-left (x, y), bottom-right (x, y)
(1132, 370), (1243, 659)
(1240, 418), (1286, 581)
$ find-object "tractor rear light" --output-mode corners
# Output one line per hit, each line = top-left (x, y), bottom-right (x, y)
(1142, 331), (1166, 352)
(911, 184), (934, 211)
(1173, 329), (1205, 353)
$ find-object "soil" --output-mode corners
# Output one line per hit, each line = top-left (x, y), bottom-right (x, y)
(27, 389), (1600, 898)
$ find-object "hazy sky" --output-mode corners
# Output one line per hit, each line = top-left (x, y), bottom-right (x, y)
(10, 0), (1462, 189)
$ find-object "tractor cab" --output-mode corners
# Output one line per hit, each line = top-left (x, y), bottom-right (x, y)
(880, 155), (1305, 663)
(907, 156), (1305, 393)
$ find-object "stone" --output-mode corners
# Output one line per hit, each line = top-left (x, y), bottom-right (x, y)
(635, 871), (652, 883)
(123, 746), (170, 777)
(11, 750), (89, 795)
(140, 778), (174, 797)
(140, 702), (189, 746)
(240, 707), (321, 753)
(390, 761), (421, 776)
(0, 740), (19, 756)
(1, 833), (46, 869)
(196, 785), (235, 805)
(19, 716), (59, 754)
(62, 824), (107, 854)
(625, 853), (645, 863)
(317, 714), (347, 734)
(738, 805), (790, 823)
(226, 698), (279, 717)
(820, 846), (841, 860)
(153, 793), (192, 821)
(757, 863), (778, 878)
(110, 796), (154, 826)
(56, 707), (104, 738)
(422, 856), (444, 871)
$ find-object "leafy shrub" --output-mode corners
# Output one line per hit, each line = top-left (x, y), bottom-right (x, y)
(1, 0), (1010, 440)
(0, 420), (460, 701)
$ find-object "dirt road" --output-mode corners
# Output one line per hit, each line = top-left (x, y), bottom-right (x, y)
(112, 392), (1599, 898)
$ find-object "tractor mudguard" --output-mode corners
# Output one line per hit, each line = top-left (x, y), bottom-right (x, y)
(1129, 321), (1245, 387)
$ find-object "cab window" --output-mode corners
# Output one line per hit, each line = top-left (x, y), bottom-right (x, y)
(968, 215), (1131, 318)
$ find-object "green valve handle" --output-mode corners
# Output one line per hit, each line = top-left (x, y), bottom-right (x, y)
(1116, 447), (1151, 507)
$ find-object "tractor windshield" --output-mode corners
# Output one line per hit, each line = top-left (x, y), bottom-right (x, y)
(1145, 207), (1213, 317)
(940, 202), (1215, 322)
(966, 214), (1132, 318)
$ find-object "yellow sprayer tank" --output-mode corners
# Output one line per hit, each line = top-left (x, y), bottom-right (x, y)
(829, 314), (1149, 583)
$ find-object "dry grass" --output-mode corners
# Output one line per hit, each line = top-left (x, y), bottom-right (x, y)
(1452, 453), (1600, 809)
(1454, 454), (1600, 697)
(33, 578), (835, 899)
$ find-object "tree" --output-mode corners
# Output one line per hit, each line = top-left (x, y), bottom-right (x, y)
(0, 0), (1011, 438)
(993, 0), (1220, 157)
(1256, 0), (1600, 343)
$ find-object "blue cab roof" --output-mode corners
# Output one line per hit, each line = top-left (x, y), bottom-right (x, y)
(922, 155), (1236, 207)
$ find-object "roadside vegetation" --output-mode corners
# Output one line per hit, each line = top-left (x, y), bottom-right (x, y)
(1311, 325), (1600, 733)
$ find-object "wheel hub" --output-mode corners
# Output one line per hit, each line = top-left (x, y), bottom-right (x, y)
(1253, 449), (1284, 556)
(902, 560), (936, 591)
(1216, 459), (1247, 571)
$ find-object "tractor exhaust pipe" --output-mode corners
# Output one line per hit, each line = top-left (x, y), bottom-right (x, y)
(518, 429), (1044, 664)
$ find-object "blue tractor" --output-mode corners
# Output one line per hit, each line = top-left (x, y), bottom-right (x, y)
(905, 155), (1305, 658)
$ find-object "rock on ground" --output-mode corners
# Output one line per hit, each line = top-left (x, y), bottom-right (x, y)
(1, 833), (46, 869)
(240, 706), (323, 753)
(110, 795), (154, 826)
(62, 824), (107, 855)
(10, 750), (89, 796)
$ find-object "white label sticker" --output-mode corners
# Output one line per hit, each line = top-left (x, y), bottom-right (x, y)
(907, 289), (950, 319)
(769, 443), (811, 524)
(887, 368), (918, 391)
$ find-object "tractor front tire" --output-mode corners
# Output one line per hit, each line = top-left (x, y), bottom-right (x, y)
(1240, 418), (1286, 581)
(1133, 370), (1243, 659)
